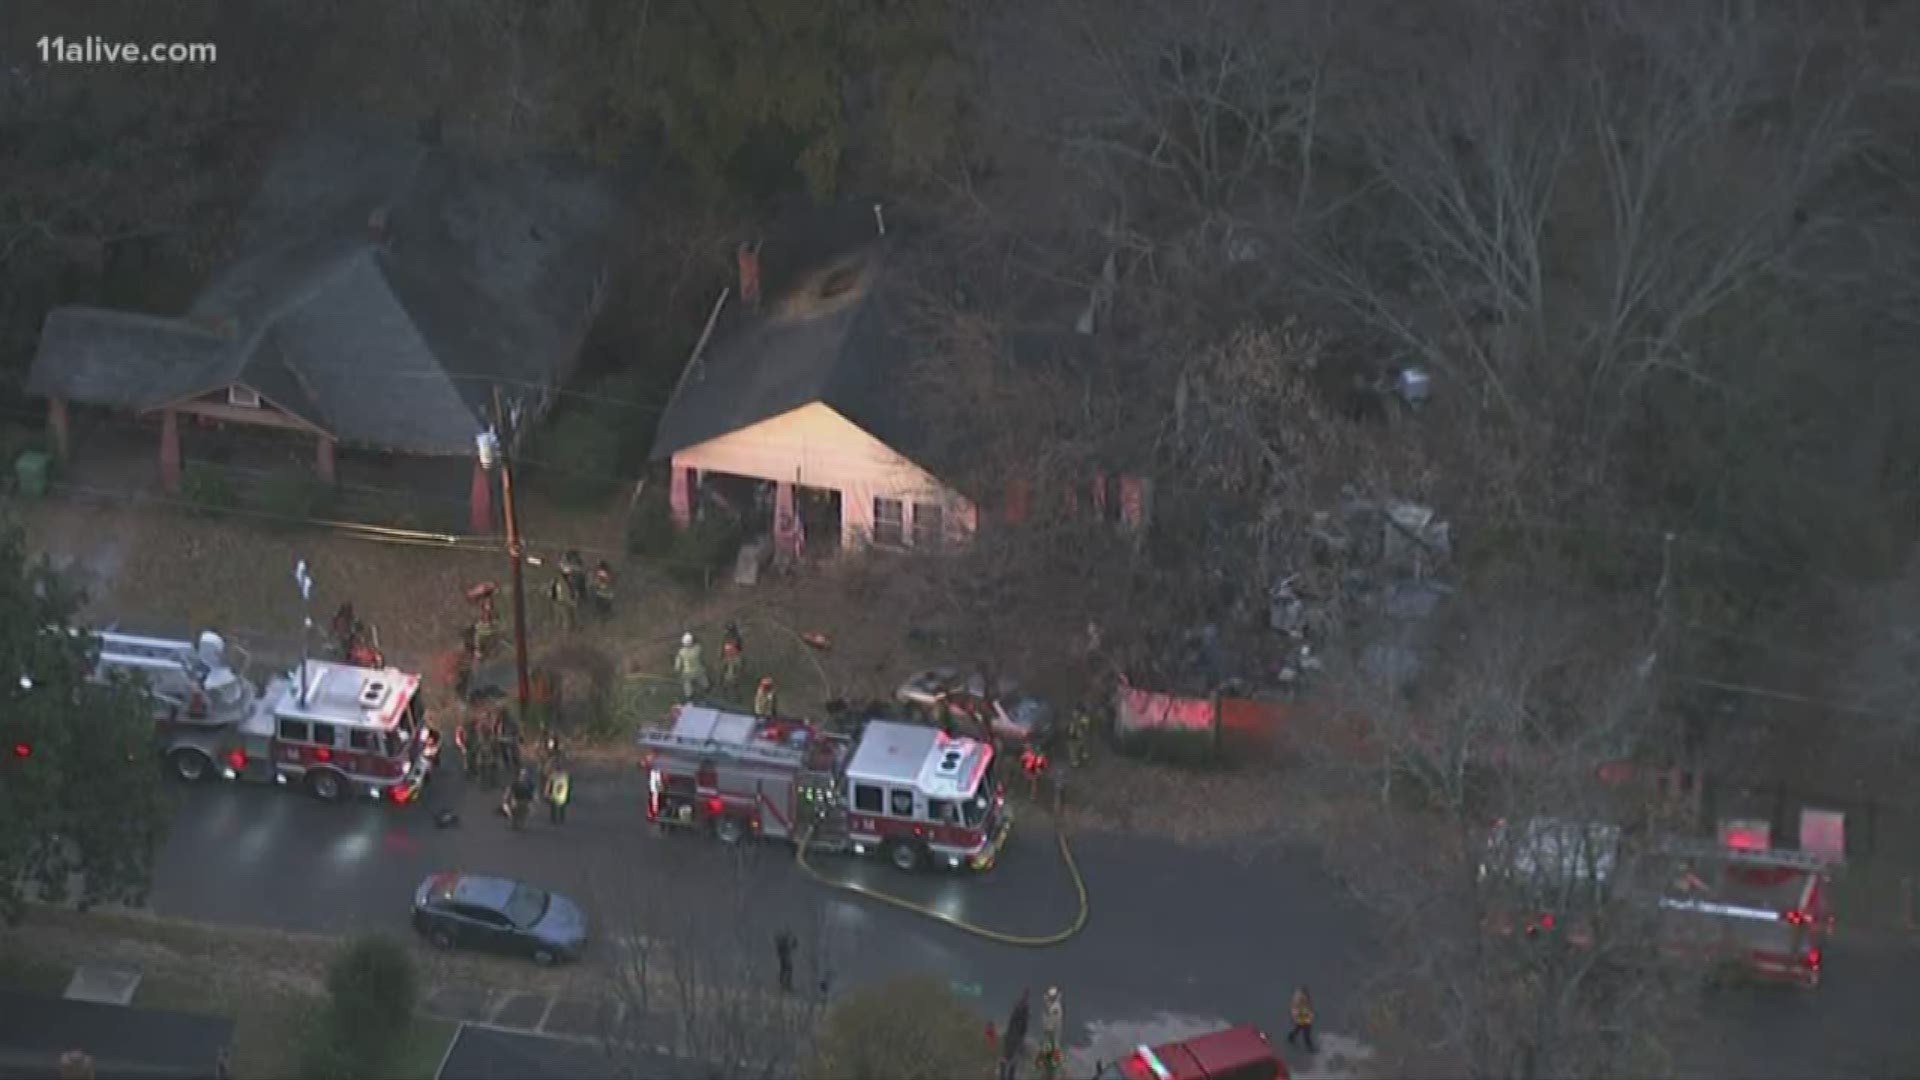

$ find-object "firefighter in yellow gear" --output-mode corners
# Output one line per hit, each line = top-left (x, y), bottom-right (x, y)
(1067, 708), (1094, 767)
(545, 766), (571, 825)
(754, 675), (779, 718)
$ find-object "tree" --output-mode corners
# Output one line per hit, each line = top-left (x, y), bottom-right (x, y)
(0, 514), (165, 924)
(600, 848), (833, 1078)
(808, 974), (993, 1080)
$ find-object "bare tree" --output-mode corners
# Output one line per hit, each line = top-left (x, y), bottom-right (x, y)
(1311, 574), (1702, 1078)
(598, 847), (834, 1079)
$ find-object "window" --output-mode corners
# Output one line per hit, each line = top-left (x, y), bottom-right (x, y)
(853, 784), (883, 813)
(277, 719), (310, 743)
(503, 885), (550, 929)
(911, 502), (944, 547)
(930, 799), (957, 824)
(350, 729), (376, 751)
(890, 788), (915, 817)
(309, 723), (337, 748)
(227, 385), (261, 408)
(872, 498), (904, 546)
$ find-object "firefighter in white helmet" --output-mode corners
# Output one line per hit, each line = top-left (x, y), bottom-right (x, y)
(674, 631), (709, 701)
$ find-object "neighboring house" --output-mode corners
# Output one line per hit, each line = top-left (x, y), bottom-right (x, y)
(26, 126), (617, 532)
(650, 204), (1150, 558)
(0, 990), (235, 1079)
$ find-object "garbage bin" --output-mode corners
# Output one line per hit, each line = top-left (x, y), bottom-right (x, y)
(13, 450), (49, 499)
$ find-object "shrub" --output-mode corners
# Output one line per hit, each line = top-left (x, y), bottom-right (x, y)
(625, 482), (677, 559)
(318, 934), (417, 1073)
(258, 466), (331, 525)
(808, 974), (994, 1080)
(178, 462), (237, 515)
(535, 409), (622, 507)
(668, 514), (744, 588)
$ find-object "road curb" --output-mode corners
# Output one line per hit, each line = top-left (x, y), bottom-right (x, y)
(793, 815), (1090, 948)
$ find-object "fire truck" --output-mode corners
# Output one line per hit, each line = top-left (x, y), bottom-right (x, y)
(639, 705), (1012, 872)
(1658, 840), (1832, 987)
(1481, 817), (1833, 987)
(92, 629), (432, 804)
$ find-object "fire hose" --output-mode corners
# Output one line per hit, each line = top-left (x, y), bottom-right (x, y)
(793, 818), (1090, 948)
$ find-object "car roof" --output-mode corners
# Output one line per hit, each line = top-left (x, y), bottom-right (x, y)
(428, 873), (518, 910)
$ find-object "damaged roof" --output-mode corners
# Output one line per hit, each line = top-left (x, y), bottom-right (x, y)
(27, 126), (617, 454)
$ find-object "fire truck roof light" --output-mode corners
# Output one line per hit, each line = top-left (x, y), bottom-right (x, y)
(1135, 1046), (1173, 1080)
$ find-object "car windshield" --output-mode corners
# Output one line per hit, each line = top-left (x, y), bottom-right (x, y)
(501, 884), (550, 929)
(962, 788), (991, 827)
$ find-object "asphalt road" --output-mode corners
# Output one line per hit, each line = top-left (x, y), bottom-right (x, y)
(148, 760), (1377, 1062)
(145, 758), (1920, 1077)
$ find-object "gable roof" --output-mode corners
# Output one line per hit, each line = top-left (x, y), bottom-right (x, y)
(26, 126), (617, 454)
(0, 990), (234, 1079)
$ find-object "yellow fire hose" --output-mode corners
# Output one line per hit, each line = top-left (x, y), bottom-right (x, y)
(794, 819), (1090, 948)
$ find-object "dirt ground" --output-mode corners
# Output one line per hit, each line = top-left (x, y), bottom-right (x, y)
(18, 494), (1298, 848)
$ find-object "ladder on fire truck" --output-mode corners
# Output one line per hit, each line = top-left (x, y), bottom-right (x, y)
(637, 726), (856, 853)
(91, 628), (251, 723)
(1661, 839), (1837, 873)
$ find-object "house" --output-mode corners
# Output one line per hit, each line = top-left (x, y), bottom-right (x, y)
(0, 989), (235, 1079)
(649, 204), (1150, 559)
(25, 126), (617, 533)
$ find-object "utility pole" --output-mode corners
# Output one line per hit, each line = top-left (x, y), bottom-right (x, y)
(479, 387), (534, 716)
(294, 558), (313, 707)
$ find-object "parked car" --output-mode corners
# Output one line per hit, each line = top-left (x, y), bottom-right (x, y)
(895, 665), (1056, 747)
(1116, 1025), (1288, 1080)
(411, 872), (587, 965)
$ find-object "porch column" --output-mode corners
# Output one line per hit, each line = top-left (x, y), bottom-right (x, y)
(46, 398), (70, 464)
(773, 480), (802, 562)
(468, 458), (493, 535)
(314, 435), (336, 486)
(158, 408), (181, 494)
(669, 463), (693, 529)
(1119, 475), (1152, 531)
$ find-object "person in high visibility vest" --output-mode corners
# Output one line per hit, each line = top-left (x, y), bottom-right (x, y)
(721, 623), (745, 689)
(675, 632), (709, 700)
(754, 675), (779, 718)
(1287, 985), (1316, 1053)
(1021, 745), (1049, 800)
(545, 765), (571, 825)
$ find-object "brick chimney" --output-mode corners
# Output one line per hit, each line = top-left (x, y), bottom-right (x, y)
(737, 240), (761, 307)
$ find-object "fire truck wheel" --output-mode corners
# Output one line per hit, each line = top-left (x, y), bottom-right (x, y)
(168, 749), (212, 783)
(714, 816), (747, 845)
(306, 770), (346, 802)
(887, 840), (925, 873)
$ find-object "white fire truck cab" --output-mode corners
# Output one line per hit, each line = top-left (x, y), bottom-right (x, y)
(92, 629), (431, 804)
(640, 705), (1011, 873)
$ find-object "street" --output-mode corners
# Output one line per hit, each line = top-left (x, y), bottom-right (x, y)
(148, 759), (1379, 1072)
(142, 754), (1920, 1078)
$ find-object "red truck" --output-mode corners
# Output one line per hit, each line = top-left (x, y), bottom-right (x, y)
(1116, 1025), (1289, 1080)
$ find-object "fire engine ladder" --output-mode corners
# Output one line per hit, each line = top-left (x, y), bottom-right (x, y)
(1661, 839), (1838, 873)
(636, 729), (810, 769)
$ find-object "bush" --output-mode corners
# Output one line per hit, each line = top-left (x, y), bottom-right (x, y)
(535, 409), (622, 507)
(668, 514), (744, 588)
(303, 934), (417, 1078)
(625, 483), (677, 559)
(179, 462), (238, 515)
(258, 466), (331, 525)
(808, 975), (994, 1080)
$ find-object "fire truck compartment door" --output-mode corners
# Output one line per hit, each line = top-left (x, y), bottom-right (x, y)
(756, 779), (794, 839)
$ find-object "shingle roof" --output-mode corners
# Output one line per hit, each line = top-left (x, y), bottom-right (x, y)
(0, 990), (234, 1079)
(27, 126), (617, 454)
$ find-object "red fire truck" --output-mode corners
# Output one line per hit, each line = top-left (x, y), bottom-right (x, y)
(639, 705), (1012, 872)
(93, 629), (433, 804)
(1658, 841), (1832, 987)
(1481, 817), (1833, 987)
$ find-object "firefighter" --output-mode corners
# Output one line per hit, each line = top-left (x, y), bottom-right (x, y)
(754, 675), (778, 718)
(590, 561), (616, 619)
(505, 766), (536, 830)
(548, 573), (578, 632)
(499, 708), (522, 774)
(1067, 706), (1094, 767)
(544, 762), (571, 825)
(1042, 986), (1064, 1051)
(475, 712), (499, 786)
(1002, 989), (1032, 1076)
(774, 929), (797, 992)
(456, 715), (477, 780)
(1021, 744), (1049, 800)
(470, 596), (502, 660)
(559, 549), (588, 603)
(720, 622), (745, 690)
(1287, 986), (1316, 1053)
(675, 632), (709, 700)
